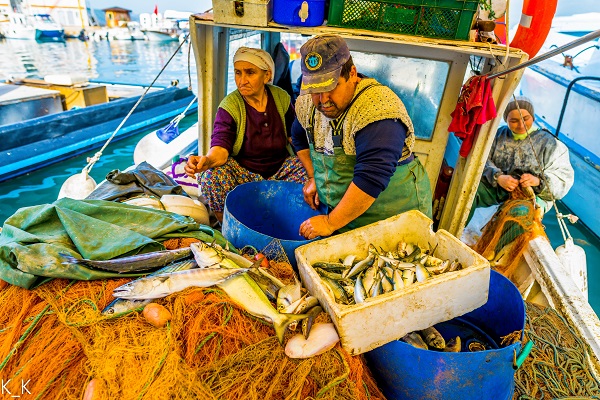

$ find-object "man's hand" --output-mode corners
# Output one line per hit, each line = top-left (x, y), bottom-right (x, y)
(497, 174), (519, 192)
(519, 173), (540, 188)
(184, 155), (209, 177)
(299, 215), (334, 239)
(303, 177), (320, 210)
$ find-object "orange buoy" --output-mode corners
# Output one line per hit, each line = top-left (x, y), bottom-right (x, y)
(510, 0), (558, 58)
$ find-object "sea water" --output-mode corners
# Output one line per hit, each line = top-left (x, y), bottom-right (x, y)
(0, 38), (197, 89)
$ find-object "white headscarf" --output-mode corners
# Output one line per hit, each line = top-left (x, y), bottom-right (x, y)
(233, 47), (275, 84)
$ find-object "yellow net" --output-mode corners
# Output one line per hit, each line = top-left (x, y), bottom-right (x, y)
(473, 187), (547, 280)
(0, 243), (385, 400)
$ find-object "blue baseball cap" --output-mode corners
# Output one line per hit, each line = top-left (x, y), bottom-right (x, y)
(300, 34), (351, 95)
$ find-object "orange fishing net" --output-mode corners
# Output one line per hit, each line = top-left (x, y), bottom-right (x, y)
(0, 250), (385, 399)
(473, 187), (547, 279)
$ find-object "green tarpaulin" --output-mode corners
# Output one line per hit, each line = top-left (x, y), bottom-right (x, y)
(0, 198), (229, 289)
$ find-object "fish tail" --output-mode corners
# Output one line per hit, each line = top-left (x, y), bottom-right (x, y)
(60, 253), (94, 267)
(273, 313), (307, 344)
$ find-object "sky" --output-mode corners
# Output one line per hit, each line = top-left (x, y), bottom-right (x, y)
(88, 0), (600, 16)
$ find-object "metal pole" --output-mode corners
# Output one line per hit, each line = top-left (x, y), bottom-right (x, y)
(488, 29), (600, 79)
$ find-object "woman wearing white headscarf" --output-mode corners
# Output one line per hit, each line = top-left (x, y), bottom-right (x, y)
(185, 47), (307, 221)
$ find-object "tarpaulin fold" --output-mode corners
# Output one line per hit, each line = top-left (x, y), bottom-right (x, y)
(86, 161), (188, 202)
(0, 198), (229, 289)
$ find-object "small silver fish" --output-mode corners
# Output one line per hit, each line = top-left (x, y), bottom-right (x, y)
(419, 326), (446, 349)
(401, 332), (428, 350)
(277, 274), (302, 311)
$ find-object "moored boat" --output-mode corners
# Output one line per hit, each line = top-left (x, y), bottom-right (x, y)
(0, 12), (64, 41)
(0, 79), (198, 182)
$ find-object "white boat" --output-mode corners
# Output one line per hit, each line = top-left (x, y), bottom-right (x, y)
(518, 13), (600, 238)
(143, 29), (178, 42)
(0, 12), (64, 40)
(139, 10), (190, 42)
(134, 122), (199, 171)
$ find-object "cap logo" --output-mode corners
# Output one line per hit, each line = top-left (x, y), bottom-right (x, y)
(305, 52), (322, 71)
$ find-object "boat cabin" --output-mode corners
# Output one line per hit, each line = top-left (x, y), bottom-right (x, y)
(188, 13), (600, 372)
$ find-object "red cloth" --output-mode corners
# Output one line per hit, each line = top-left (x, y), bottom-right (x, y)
(153, 4), (158, 14)
(448, 75), (497, 157)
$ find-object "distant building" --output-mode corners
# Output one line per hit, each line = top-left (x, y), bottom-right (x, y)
(102, 6), (131, 28)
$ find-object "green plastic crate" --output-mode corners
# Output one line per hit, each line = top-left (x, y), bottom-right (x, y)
(327, 0), (479, 40)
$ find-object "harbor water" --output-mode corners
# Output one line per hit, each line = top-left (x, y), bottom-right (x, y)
(0, 37), (599, 316)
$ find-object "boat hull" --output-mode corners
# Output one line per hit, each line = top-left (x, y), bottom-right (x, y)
(144, 30), (178, 42)
(35, 28), (65, 40)
(519, 63), (600, 238)
(0, 87), (198, 182)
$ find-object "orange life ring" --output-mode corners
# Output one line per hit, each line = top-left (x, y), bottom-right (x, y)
(494, 15), (507, 45)
(509, 0), (558, 58)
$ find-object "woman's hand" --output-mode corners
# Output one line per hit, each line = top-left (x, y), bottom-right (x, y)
(303, 177), (320, 210)
(497, 174), (519, 192)
(184, 155), (209, 177)
(519, 173), (540, 188)
(299, 215), (334, 239)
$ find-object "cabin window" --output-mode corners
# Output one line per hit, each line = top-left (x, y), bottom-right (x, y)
(226, 30), (262, 93)
(351, 52), (450, 141)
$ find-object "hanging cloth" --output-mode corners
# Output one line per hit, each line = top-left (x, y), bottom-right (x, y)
(448, 75), (497, 157)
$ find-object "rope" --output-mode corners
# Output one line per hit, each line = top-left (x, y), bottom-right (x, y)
(81, 32), (192, 176)
(515, 302), (600, 399)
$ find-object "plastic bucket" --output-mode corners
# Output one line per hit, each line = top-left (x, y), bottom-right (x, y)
(222, 181), (324, 268)
(364, 270), (525, 400)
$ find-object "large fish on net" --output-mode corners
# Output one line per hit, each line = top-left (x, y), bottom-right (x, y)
(60, 247), (193, 273)
(112, 266), (250, 300)
(102, 258), (199, 316)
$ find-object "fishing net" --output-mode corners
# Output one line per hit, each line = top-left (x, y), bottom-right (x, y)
(473, 187), (547, 280)
(514, 302), (600, 400)
(0, 239), (385, 400)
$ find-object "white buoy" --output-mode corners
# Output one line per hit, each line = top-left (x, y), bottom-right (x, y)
(133, 122), (199, 170)
(161, 194), (210, 225)
(555, 238), (588, 298)
(57, 170), (97, 200)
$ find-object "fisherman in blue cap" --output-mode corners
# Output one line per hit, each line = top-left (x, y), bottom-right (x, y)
(291, 34), (432, 239)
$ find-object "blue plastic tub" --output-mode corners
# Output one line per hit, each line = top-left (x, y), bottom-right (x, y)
(221, 181), (325, 269)
(272, 0), (326, 27)
(364, 270), (526, 400)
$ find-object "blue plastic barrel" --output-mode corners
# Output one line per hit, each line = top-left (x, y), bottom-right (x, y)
(221, 181), (324, 269)
(364, 270), (526, 400)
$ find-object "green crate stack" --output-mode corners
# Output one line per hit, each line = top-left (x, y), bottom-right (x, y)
(327, 0), (480, 40)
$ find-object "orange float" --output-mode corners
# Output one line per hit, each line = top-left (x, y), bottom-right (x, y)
(509, 0), (558, 58)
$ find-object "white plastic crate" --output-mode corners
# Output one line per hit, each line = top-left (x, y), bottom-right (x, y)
(295, 210), (490, 355)
(213, 0), (272, 27)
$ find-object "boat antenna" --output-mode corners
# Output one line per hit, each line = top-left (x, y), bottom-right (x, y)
(82, 32), (192, 175)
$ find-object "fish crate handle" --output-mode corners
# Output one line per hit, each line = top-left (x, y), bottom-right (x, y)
(513, 340), (534, 369)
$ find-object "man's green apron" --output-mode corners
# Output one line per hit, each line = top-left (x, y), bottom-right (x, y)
(306, 107), (432, 232)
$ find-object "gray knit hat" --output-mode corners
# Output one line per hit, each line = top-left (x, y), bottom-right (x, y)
(503, 96), (535, 121)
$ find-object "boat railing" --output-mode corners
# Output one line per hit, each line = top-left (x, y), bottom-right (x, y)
(555, 76), (600, 138)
